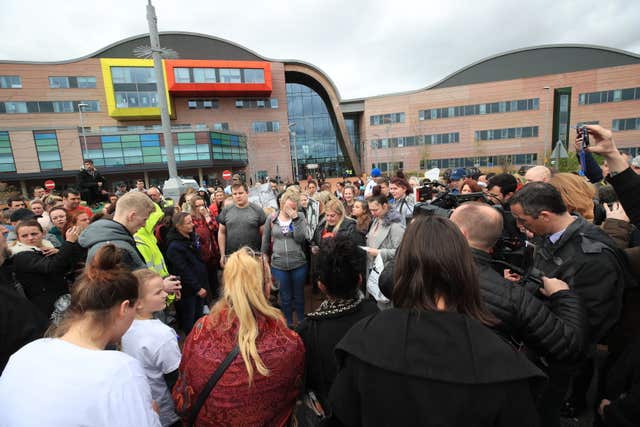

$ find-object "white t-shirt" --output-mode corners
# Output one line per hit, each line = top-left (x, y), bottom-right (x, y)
(0, 338), (160, 427)
(122, 319), (182, 427)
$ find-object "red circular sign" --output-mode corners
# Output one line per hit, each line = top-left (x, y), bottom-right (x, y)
(44, 179), (55, 190)
(222, 170), (232, 180)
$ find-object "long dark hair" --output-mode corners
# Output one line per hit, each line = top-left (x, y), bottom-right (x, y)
(392, 215), (495, 326)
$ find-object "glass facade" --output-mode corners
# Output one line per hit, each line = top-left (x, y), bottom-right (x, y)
(286, 83), (354, 178)
(83, 131), (246, 167)
(33, 131), (62, 170)
(0, 132), (16, 172)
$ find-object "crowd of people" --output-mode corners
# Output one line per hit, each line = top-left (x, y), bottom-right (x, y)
(0, 124), (638, 426)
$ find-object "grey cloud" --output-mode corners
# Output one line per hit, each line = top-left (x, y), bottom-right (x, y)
(0, 0), (638, 99)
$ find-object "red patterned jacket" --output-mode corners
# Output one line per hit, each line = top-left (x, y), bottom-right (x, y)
(173, 310), (305, 426)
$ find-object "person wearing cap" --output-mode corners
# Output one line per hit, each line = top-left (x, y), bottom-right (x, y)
(364, 168), (382, 198)
(77, 159), (107, 206)
(448, 168), (467, 194)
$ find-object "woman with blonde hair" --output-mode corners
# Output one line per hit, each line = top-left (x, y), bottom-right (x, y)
(262, 190), (309, 326)
(550, 173), (596, 221)
(173, 248), (304, 426)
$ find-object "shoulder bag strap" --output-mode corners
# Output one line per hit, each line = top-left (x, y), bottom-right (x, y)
(186, 344), (240, 426)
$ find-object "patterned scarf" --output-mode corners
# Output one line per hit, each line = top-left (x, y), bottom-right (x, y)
(306, 291), (365, 319)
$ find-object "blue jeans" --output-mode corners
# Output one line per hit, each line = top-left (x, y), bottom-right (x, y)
(271, 264), (308, 326)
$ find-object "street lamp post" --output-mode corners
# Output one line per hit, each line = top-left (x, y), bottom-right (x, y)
(288, 122), (299, 181)
(145, 0), (185, 200)
(78, 103), (89, 160)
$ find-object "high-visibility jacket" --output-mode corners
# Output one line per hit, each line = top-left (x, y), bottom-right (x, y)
(134, 203), (169, 277)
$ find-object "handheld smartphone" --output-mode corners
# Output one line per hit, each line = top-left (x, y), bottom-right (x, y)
(579, 126), (590, 148)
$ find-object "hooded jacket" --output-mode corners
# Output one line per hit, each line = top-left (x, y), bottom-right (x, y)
(261, 212), (308, 271)
(79, 219), (146, 271)
(165, 228), (208, 297)
(134, 203), (169, 277)
(366, 208), (405, 264)
(330, 309), (546, 427)
(10, 240), (83, 317)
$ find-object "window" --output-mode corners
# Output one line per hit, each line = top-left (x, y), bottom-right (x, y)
(210, 132), (248, 161)
(371, 162), (404, 173)
(111, 67), (156, 84)
(3, 102), (27, 114)
(244, 69), (265, 83)
(369, 112), (405, 126)
(474, 126), (539, 141)
(420, 154), (538, 170)
(0, 132), (16, 172)
(111, 67), (158, 109)
(213, 122), (229, 131)
(0, 100), (99, 114)
(579, 87), (640, 105)
(252, 121), (280, 133)
(174, 68), (191, 83)
(235, 98), (278, 109)
(193, 68), (216, 83)
(219, 68), (242, 83)
(419, 98), (539, 121)
(33, 131), (62, 170)
(371, 132), (459, 149)
(48, 76), (96, 89)
(612, 118), (640, 131)
(187, 99), (219, 109)
(0, 76), (22, 89)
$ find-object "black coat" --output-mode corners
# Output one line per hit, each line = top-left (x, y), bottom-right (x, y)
(313, 217), (365, 248)
(608, 167), (640, 228)
(602, 335), (640, 426)
(11, 242), (84, 318)
(473, 249), (587, 361)
(329, 309), (546, 427)
(296, 298), (378, 410)
(166, 229), (208, 297)
(533, 216), (627, 346)
(76, 168), (106, 206)
(0, 283), (47, 372)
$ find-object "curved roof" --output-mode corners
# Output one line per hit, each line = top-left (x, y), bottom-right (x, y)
(429, 44), (640, 90)
(347, 44), (640, 101)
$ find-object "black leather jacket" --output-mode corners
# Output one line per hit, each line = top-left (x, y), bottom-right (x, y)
(473, 249), (587, 361)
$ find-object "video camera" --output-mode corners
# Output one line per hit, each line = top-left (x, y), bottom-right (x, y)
(413, 191), (540, 287)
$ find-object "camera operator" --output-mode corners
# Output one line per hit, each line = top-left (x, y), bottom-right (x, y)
(486, 173), (526, 258)
(450, 203), (586, 361)
(510, 182), (627, 426)
(578, 125), (640, 426)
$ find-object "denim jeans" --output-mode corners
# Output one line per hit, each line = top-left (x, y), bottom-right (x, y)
(271, 264), (308, 326)
(176, 295), (205, 335)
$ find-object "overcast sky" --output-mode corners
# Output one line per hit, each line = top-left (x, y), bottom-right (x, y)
(1, 0), (639, 99)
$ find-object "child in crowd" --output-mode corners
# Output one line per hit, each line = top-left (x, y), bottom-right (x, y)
(122, 270), (182, 427)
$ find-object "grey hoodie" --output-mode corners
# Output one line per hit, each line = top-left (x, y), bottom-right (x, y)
(78, 219), (146, 270)
(261, 212), (308, 271)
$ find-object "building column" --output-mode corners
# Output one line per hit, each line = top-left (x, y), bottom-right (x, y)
(197, 168), (204, 186)
(20, 180), (28, 198)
